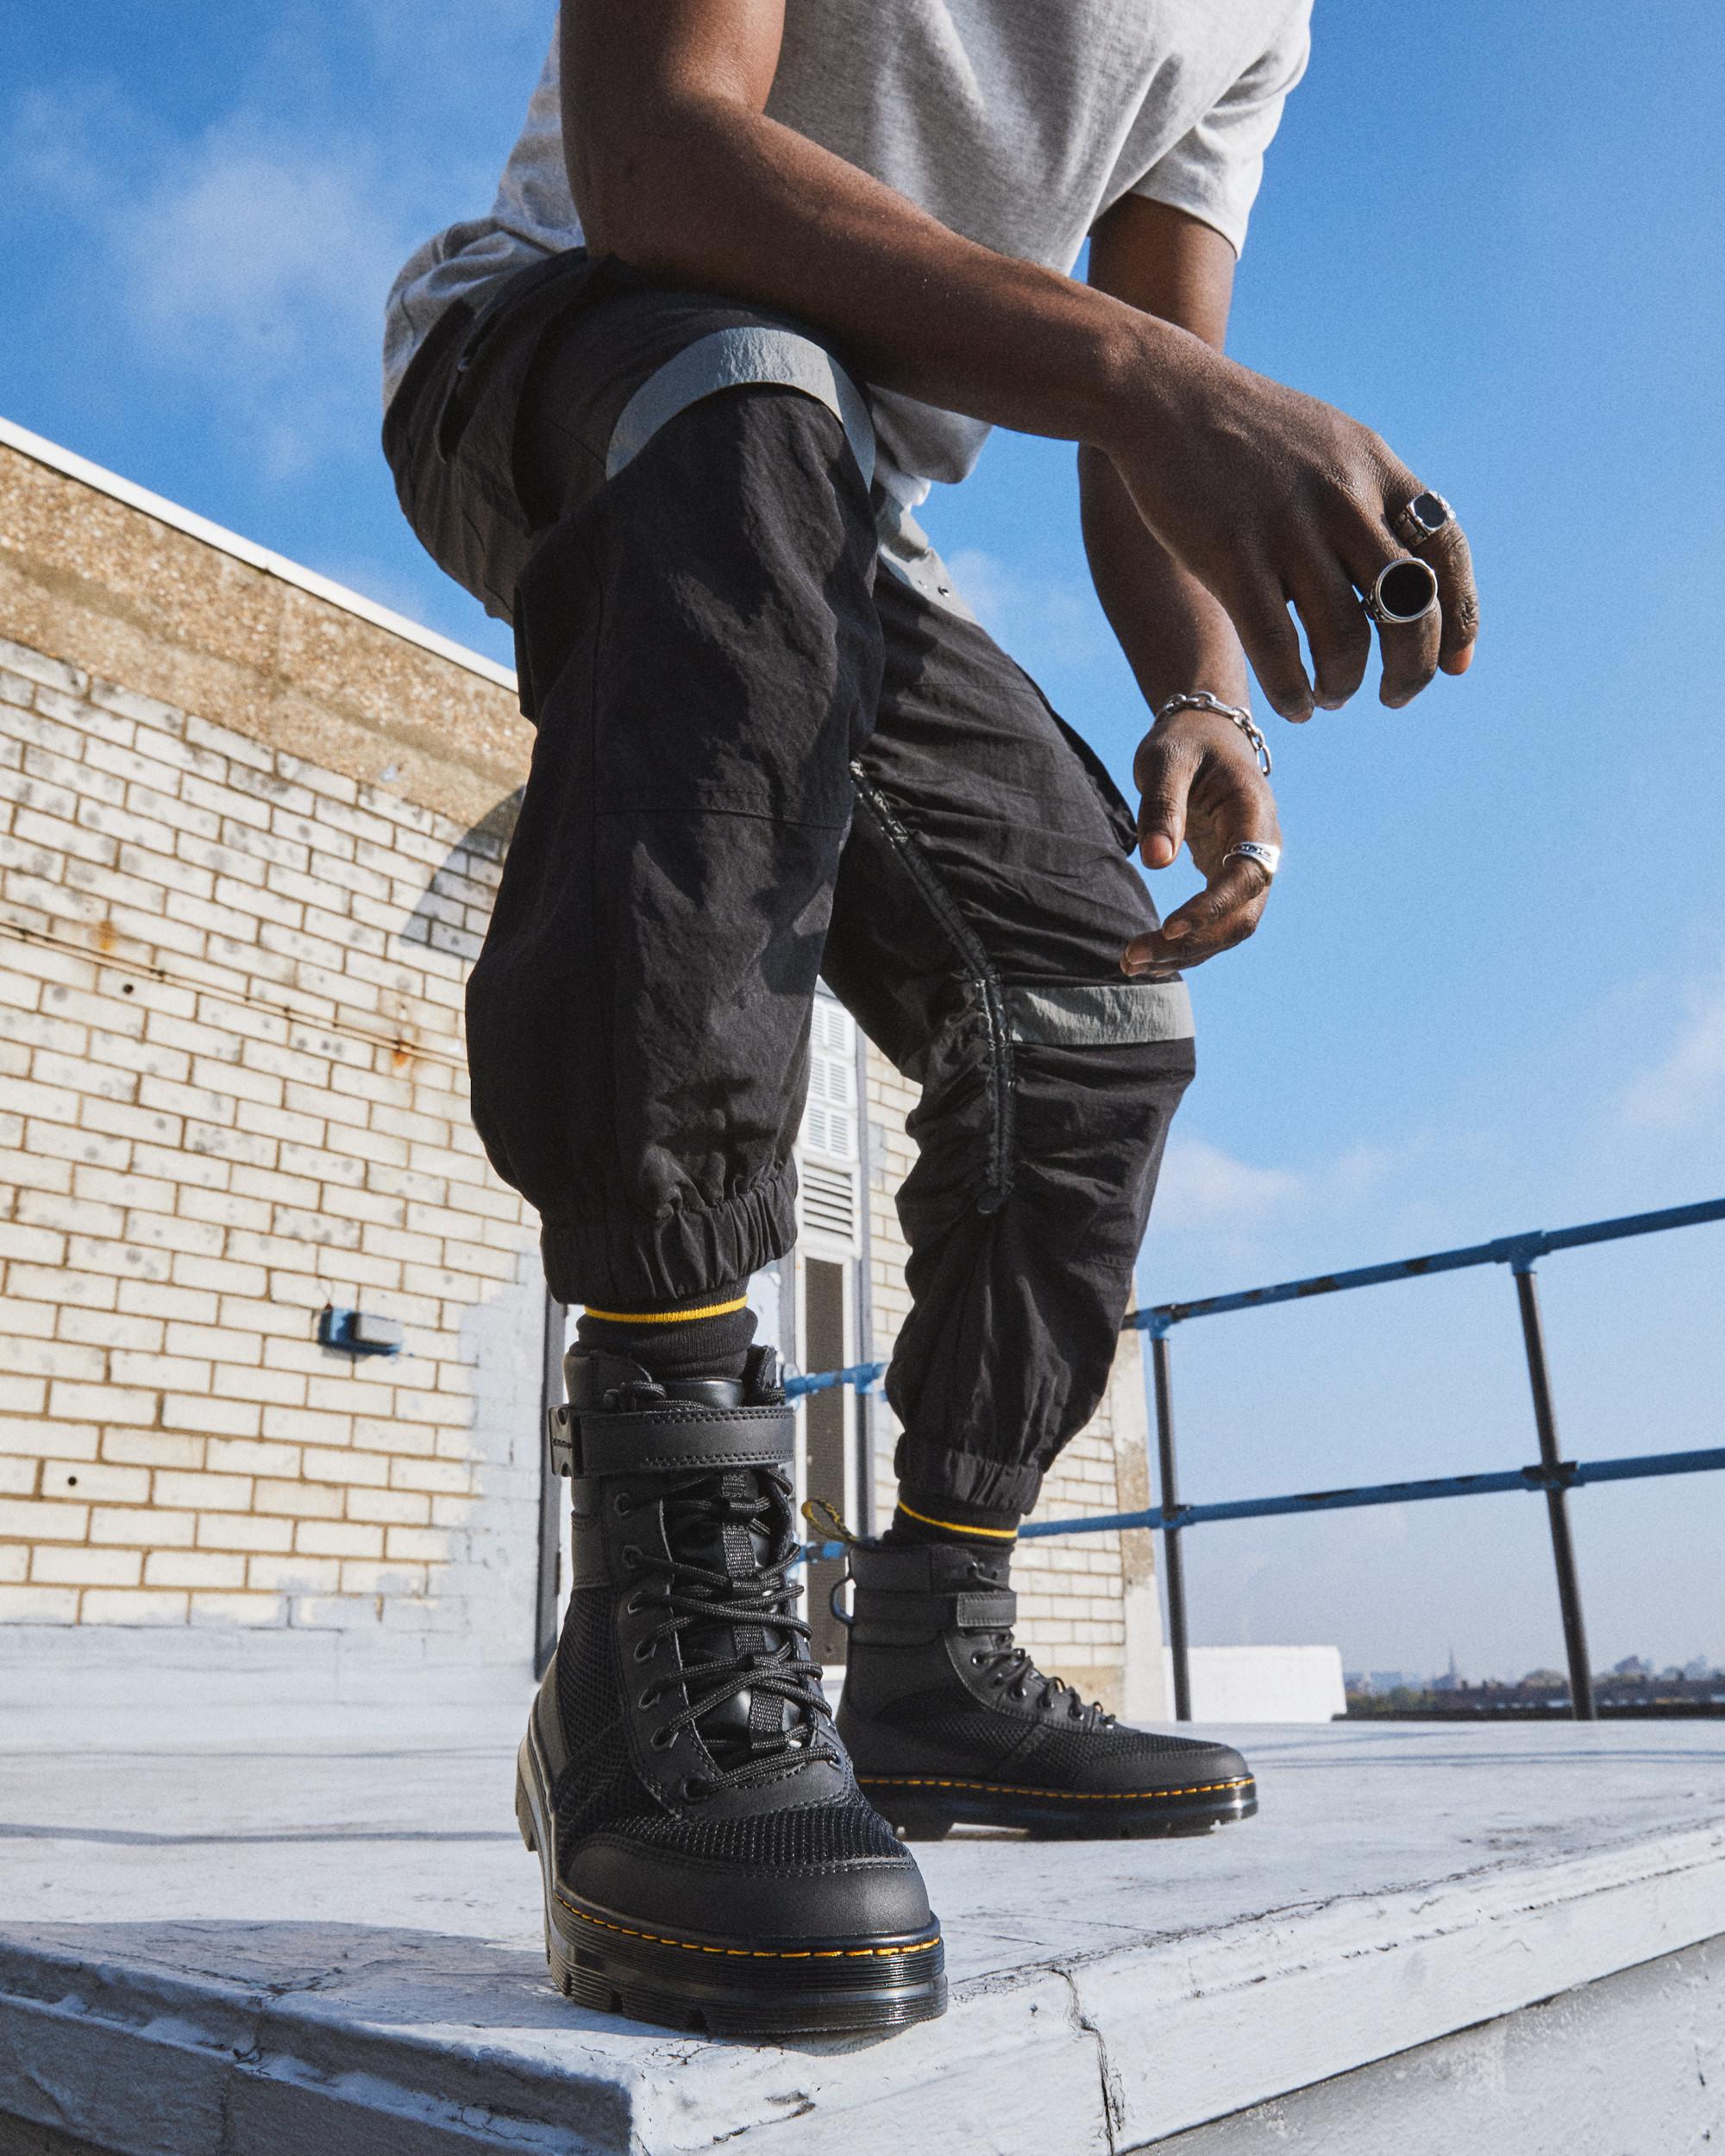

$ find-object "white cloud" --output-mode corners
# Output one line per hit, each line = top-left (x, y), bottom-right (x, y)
(1152, 1136), (1305, 1231)
(6, 89), (421, 476)
(1620, 962), (1725, 1130)
(7, 84), (141, 210)
(114, 126), (410, 474)
(945, 548), (1111, 670)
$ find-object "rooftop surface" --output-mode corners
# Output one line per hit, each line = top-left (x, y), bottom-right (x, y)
(1, 1700), (1722, 2153)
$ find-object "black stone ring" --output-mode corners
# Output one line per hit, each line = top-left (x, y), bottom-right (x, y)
(1364, 557), (1440, 627)
(1395, 490), (1454, 549)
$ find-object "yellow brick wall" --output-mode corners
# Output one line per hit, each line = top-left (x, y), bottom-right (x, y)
(0, 631), (538, 1633)
(0, 426), (1157, 1701)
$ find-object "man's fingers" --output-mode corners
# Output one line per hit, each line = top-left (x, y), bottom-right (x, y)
(1124, 908), (1262, 973)
(1423, 517), (1479, 673)
(1219, 561), (1314, 722)
(1339, 524), (1443, 707)
(1132, 733), (1194, 868)
(1377, 467), (1479, 680)
(1164, 852), (1274, 940)
(1123, 855), (1271, 974)
(1285, 555), (1372, 710)
(1372, 596), (1443, 708)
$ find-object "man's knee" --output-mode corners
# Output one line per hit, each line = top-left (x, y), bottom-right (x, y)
(603, 323), (875, 495)
(510, 366), (886, 835)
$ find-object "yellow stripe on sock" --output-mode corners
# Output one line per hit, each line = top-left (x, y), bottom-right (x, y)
(895, 1499), (1018, 1542)
(581, 1296), (749, 1325)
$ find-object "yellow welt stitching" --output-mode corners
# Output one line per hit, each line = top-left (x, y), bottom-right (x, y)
(856, 1774), (1254, 1802)
(581, 1297), (749, 1324)
(894, 1500), (1018, 1541)
(556, 1894), (941, 1959)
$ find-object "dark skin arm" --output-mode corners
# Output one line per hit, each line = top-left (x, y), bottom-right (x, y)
(565, 0), (1479, 960)
(1083, 197), (1275, 973)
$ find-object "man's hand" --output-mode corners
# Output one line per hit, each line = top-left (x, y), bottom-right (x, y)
(567, 12), (1477, 725)
(1122, 710), (1282, 975)
(1103, 335), (1478, 721)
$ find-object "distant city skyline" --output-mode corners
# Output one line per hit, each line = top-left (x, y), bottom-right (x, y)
(1349, 1651), (1722, 1696)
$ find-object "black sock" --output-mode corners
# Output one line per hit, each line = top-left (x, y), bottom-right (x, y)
(576, 1285), (757, 1384)
(884, 1484), (1021, 1550)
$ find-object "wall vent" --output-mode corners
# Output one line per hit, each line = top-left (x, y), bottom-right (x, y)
(800, 996), (858, 1164)
(800, 1159), (858, 1248)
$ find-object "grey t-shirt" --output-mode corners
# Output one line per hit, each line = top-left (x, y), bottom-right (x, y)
(384, 0), (1311, 503)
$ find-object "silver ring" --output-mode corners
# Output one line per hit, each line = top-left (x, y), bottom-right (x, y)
(1225, 839), (1281, 881)
(1394, 490), (1453, 549)
(1364, 557), (1440, 627)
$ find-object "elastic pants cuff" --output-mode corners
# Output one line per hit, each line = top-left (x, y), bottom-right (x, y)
(540, 1163), (796, 1309)
(891, 1439), (1044, 1520)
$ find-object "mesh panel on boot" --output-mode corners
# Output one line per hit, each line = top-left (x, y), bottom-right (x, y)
(555, 1587), (617, 1740)
(555, 1724), (658, 1859)
(1027, 1722), (1225, 1779)
(552, 1592), (661, 1867)
(875, 1690), (1034, 1766)
(610, 1797), (906, 1870)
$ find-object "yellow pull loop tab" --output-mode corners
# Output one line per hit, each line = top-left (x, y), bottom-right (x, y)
(800, 1495), (860, 1545)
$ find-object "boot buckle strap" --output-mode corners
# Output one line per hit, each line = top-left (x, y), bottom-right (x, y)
(845, 1586), (1016, 1647)
(547, 1402), (575, 1479)
(578, 1404), (796, 1479)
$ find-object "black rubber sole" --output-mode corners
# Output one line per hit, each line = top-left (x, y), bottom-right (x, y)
(859, 1772), (1258, 1840)
(516, 1729), (947, 2038)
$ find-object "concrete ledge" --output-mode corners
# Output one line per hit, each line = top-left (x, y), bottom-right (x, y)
(1162, 1645), (1346, 1722)
(0, 1626), (536, 1712)
(1, 1712), (1722, 2153)
(0, 433), (530, 830)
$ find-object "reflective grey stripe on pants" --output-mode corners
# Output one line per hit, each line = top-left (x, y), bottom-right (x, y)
(605, 327), (877, 490)
(1004, 978), (1195, 1049)
(603, 327), (980, 623)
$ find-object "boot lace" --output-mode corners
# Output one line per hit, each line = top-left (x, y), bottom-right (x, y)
(623, 1469), (841, 1797)
(964, 1560), (1114, 1728)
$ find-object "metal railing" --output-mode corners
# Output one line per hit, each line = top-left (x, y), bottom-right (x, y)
(787, 1195), (1725, 1720)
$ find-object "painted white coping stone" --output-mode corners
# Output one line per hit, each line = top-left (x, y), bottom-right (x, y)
(0, 1707), (1722, 2155)
(0, 413), (518, 692)
(1165, 1645), (1348, 1723)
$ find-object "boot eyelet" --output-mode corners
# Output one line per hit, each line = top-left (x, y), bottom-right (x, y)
(621, 1545), (642, 1570)
(679, 1777), (708, 1804)
(649, 1727), (677, 1751)
(637, 1686), (661, 1711)
(969, 1651), (984, 1666)
(612, 1493), (634, 1518)
(632, 1639), (656, 1662)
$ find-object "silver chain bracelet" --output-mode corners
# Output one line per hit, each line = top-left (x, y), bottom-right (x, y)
(1153, 690), (1272, 778)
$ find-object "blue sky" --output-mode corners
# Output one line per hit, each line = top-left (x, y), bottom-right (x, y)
(3, 2), (1722, 1680)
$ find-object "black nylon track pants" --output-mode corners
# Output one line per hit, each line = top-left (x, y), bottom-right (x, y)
(386, 261), (1194, 1516)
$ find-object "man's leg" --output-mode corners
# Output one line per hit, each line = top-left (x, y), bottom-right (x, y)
(822, 569), (1256, 1838)
(435, 285), (944, 2032)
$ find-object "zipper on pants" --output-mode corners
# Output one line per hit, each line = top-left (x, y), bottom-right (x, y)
(849, 763), (1015, 1214)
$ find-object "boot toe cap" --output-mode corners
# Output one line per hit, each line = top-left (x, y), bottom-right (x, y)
(1026, 1726), (1254, 1797)
(566, 1814), (935, 1945)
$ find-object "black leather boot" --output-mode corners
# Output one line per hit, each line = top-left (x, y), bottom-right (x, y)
(837, 1539), (1257, 1839)
(515, 1345), (945, 2036)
